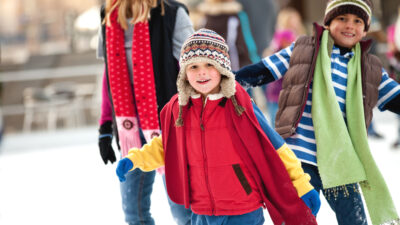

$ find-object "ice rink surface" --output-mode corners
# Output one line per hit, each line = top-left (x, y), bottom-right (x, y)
(0, 110), (399, 225)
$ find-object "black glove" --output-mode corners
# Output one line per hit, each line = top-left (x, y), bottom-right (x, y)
(98, 121), (116, 164)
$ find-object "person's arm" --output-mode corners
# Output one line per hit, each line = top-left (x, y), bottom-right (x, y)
(99, 71), (113, 125)
(235, 42), (294, 88)
(377, 68), (400, 114)
(383, 94), (400, 114)
(125, 135), (165, 172)
(252, 101), (320, 216)
(116, 135), (165, 182)
(251, 101), (313, 197)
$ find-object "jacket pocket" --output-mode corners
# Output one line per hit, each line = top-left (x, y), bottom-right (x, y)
(232, 164), (253, 195)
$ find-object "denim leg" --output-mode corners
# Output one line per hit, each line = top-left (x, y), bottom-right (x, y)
(120, 169), (156, 225)
(301, 163), (323, 193)
(162, 175), (192, 225)
(191, 208), (264, 225)
(324, 184), (367, 225)
(302, 163), (367, 225)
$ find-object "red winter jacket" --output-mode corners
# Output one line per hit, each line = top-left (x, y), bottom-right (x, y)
(185, 94), (263, 215)
(160, 83), (317, 225)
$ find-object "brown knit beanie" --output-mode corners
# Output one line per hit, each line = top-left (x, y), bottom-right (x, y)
(324, 0), (372, 31)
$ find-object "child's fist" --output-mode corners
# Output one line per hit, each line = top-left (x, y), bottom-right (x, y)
(301, 189), (321, 216)
(116, 158), (134, 182)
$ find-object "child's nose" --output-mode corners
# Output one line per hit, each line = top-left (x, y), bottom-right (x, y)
(345, 21), (355, 29)
(199, 68), (207, 75)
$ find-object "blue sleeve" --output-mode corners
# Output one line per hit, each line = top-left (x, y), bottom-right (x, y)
(377, 68), (400, 111)
(252, 101), (285, 150)
(234, 43), (294, 89)
(235, 61), (275, 89)
(262, 43), (294, 80)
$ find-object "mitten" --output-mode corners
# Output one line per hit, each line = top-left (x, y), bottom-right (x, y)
(116, 158), (134, 182)
(301, 189), (321, 216)
(98, 121), (116, 164)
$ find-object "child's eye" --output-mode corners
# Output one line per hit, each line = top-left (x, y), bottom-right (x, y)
(189, 65), (198, 70)
(355, 19), (363, 24)
(206, 63), (214, 67)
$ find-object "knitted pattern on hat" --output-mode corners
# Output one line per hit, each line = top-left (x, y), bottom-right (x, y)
(177, 28), (236, 106)
(324, 0), (372, 31)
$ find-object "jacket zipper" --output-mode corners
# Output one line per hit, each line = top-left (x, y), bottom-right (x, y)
(200, 105), (216, 215)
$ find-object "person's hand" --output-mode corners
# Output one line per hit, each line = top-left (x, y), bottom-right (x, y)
(116, 158), (133, 182)
(98, 121), (116, 164)
(301, 189), (321, 216)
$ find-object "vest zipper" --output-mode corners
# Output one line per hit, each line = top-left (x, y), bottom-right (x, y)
(293, 36), (320, 134)
(200, 106), (216, 214)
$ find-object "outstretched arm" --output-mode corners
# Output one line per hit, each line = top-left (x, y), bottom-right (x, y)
(235, 43), (294, 88)
(252, 101), (313, 196)
(382, 92), (400, 114)
(116, 136), (165, 182)
(377, 68), (400, 114)
(125, 136), (165, 172)
(252, 101), (320, 216)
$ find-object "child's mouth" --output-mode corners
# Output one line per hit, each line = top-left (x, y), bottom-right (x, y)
(197, 79), (210, 84)
(342, 32), (355, 37)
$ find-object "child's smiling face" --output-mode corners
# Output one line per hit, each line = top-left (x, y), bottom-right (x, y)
(326, 13), (367, 49)
(186, 62), (221, 97)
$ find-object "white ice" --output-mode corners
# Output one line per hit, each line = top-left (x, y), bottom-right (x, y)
(0, 109), (399, 225)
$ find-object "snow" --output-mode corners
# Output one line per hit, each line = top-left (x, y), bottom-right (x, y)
(0, 110), (399, 225)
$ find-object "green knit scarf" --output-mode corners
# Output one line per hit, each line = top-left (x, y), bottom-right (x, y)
(312, 30), (399, 225)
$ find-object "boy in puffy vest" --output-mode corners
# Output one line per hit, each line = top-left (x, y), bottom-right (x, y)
(235, 1), (400, 225)
(116, 29), (320, 225)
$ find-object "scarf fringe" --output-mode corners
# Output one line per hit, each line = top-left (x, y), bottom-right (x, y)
(323, 183), (359, 201)
(380, 218), (400, 225)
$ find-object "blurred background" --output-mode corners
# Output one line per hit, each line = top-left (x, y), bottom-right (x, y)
(0, 0), (400, 224)
(1, 0), (400, 134)
(1, 0), (399, 134)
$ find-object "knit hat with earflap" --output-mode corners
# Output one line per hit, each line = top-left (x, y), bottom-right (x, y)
(324, 0), (372, 31)
(175, 28), (244, 126)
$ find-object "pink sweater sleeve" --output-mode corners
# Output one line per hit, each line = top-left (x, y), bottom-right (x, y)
(99, 69), (113, 125)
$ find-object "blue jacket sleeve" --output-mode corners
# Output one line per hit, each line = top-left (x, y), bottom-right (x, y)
(235, 61), (275, 88)
(252, 101), (284, 149)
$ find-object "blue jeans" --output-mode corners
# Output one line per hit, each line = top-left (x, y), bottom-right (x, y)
(120, 130), (191, 225)
(191, 208), (264, 225)
(302, 164), (368, 225)
(162, 175), (192, 225)
(120, 169), (156, 225)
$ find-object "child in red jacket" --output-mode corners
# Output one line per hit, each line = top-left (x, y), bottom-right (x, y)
(116, 29), (319, 225)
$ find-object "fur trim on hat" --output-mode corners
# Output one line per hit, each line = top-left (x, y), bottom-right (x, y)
(197, 1), (242, 15)
(324, 0), (372, 31)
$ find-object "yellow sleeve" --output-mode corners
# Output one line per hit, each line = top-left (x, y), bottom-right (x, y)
(125, 136), (165, 172)
(277, 143), (314, 197)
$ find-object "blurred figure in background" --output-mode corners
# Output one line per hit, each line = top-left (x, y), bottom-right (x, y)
(197, 0), (259, 71)
(387, 10), (400, 148)
(262, 8), (305, 127)
(197, 0), (260, 99)
(237, 0), (278, 57)
(96, 0), (194, 224)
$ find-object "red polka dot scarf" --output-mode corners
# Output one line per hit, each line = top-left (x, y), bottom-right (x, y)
(106, 5), (160, 156)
